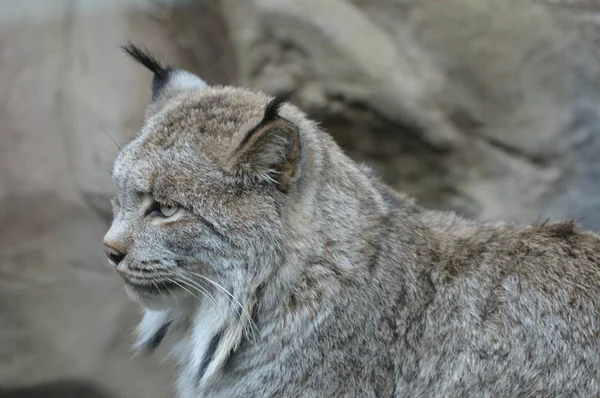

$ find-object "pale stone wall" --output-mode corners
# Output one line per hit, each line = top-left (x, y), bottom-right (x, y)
(1, 0), (600, 397)
(220, 0), (600, 227)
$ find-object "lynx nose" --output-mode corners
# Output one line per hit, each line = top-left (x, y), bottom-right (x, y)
(104, 243), (126, 265)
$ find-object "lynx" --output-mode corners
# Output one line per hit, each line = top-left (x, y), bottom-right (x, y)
(103, 45), (600, 397)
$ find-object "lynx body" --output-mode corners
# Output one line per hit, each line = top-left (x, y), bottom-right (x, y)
(103, 45), (600, 398)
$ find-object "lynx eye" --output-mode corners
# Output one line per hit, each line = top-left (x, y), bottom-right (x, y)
(148, 201), (180, 218)
(160, 203), (179, 217)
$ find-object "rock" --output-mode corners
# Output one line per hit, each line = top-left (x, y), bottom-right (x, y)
(0, 380), (110, 398)
(3, 1), (600, 398)
(218, 0), (600, 229)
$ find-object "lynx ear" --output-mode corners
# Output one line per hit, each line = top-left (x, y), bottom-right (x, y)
(230, 98), (300, 192)
(122, 42), (206, 101)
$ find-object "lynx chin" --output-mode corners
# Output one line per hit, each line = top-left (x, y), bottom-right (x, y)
(103, 44), (600, 398)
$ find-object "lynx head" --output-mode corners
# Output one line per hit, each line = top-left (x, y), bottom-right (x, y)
(103, 44), (315, 313)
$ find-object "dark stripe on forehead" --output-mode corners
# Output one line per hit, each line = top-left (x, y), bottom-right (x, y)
(116, 141), (159, 199)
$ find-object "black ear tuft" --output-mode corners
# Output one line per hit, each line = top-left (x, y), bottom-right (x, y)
(263, 96), (288, 123)
(121, 42), (169, 78)
(240, 96), (289, 146)
(122, 42), (171, 100)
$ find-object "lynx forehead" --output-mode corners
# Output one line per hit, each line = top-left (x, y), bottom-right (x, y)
(104, 44), (600, 398)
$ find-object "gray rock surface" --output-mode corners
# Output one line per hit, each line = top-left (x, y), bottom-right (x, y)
(2, 0), (600, 397)
(219, 0), (600, 227)
(0, 380), (110, 398)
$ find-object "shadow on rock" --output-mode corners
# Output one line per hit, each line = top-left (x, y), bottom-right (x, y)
(0, 380), (110, 398)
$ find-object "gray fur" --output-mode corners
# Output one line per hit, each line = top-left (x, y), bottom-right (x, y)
(104, 53), (600, 397)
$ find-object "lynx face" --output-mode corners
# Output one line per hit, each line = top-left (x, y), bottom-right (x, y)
(103, 46), (300, 311)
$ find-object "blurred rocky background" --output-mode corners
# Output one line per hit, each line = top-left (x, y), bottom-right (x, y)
(2, 0), (600, 397)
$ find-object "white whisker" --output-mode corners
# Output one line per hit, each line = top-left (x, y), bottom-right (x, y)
(175, 273), (227, 324)
(168, 278), (199, 300)
(153, 281), (167, 302)
(188, 271), (244, 313)
(175, 274), (219, 309)
(165, 284), (180, 308)
(185, 270), (258, 341)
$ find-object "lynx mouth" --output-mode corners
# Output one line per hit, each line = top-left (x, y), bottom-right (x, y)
(119, 274), (180, 295)
(121, 277), (185, 309)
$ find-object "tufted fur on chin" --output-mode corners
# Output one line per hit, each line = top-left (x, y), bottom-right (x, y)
(134, 290), (257, 393)
(103, 43), (600, 398)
